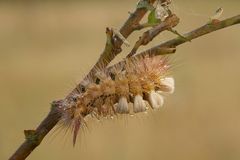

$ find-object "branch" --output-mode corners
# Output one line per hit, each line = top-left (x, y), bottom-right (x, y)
(108, 15), (240, 78)
(132, 22), (157, 30)
(142, 14), (240, 53)
(128, 14), (180, 57)
(9, 6), (239, 160)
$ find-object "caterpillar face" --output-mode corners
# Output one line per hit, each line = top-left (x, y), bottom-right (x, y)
(61, 55), (175, 145)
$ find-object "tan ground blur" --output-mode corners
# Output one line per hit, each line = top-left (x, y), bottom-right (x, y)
(0, 0), (240, 160)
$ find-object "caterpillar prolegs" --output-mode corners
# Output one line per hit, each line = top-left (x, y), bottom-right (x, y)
(60, 54), (175, 145)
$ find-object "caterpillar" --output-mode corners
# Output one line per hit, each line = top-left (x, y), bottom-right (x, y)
(60, 54), (175, 145)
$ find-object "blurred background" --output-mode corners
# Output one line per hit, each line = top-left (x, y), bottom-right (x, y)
(0, 0), (239, 159)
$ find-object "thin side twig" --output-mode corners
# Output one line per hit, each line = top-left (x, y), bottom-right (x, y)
(142, 14), (240, 53)
(128, 14), (180, 57)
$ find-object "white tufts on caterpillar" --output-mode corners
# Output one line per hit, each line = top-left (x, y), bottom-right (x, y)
(160, 77), (175, 94)
(133, 95), (147, 113)
(148, 90), (164, 109)
(116, 96), (129, 114)
(60, 55), (175, 145)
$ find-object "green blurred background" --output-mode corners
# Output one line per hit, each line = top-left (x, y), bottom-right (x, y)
(0, 0), (239, 159)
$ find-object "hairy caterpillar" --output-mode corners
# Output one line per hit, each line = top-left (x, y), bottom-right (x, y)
(60, 54), (175, 145)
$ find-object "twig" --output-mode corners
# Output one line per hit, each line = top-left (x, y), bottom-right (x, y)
(168, 28), (191, 42)
(128, 14), (180, 57)
(132, 22), (157, 30)
(144, 14), (240, 51)
(9, 8), (239, 160)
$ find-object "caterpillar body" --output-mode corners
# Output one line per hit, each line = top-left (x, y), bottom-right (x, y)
(60, 54), (175, 145)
